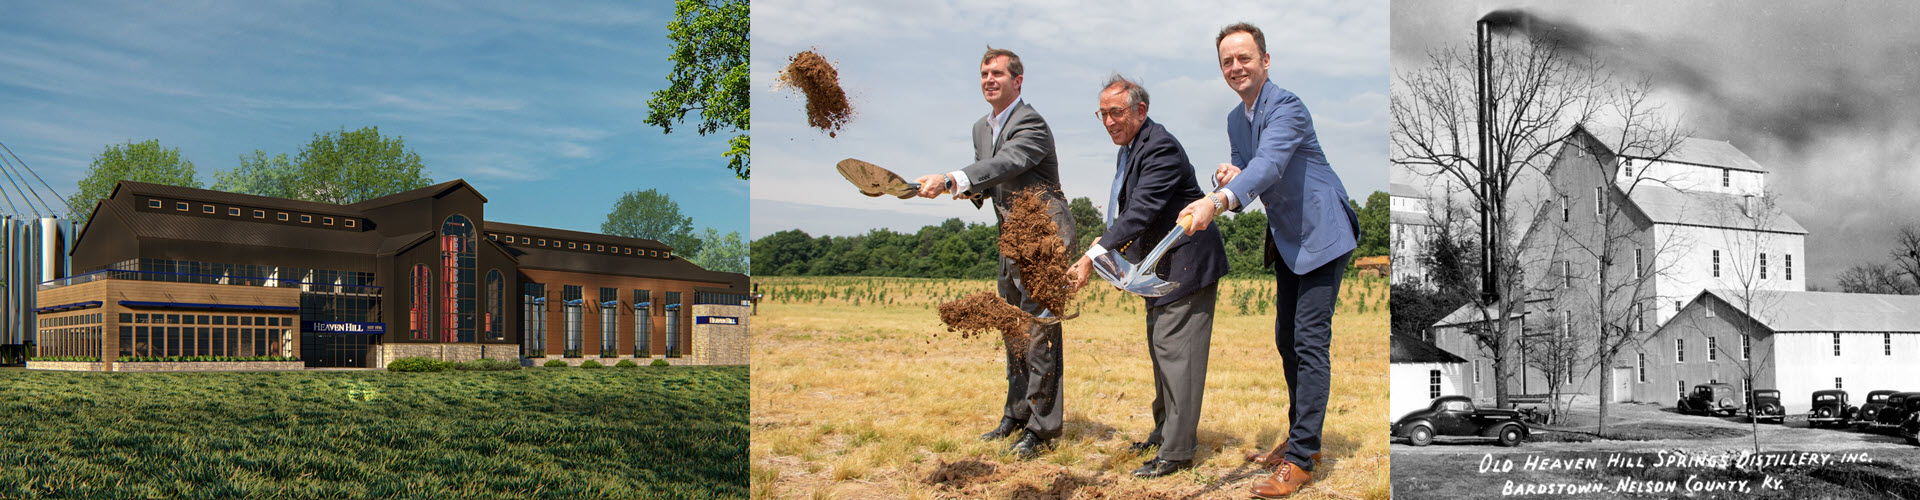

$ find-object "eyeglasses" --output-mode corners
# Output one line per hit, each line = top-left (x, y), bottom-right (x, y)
(1094, 107), (1130, 121)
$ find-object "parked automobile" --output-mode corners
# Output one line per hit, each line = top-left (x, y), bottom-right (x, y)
(1746, 389), (1784, 424)
(1808, 390), (1855, 427)
(1391, 395), (1529, 447)
(1902, 412), (1920, 445)
(1874, 392), (1920, 429)
(1677, 383), (1741, 416)
(1853, 390), (1901, 430)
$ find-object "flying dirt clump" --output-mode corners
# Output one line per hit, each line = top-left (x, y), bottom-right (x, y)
(997, 188), (1072, 316)
(776, 50), (854, 137)
(935, 187), (1074, 349)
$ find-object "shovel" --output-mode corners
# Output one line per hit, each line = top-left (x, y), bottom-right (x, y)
(837, 158), (921, 199)
(1090, 214), (1191, 297)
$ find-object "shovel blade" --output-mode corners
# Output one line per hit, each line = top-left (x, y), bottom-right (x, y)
(837, 158), (921, 199)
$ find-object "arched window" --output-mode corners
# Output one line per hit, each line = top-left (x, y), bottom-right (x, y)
(442, 215), (476, 343)
(485, 269), (504, 341)
(411, 264), (430, 340)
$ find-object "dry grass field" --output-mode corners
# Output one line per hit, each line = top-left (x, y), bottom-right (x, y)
(751, 275), (1390, 499)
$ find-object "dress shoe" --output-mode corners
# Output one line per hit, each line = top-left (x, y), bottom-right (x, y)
(1249, 461), (1313, 498)
(1127, 440), (1160, 454)
(1131, 458), (1192, 478)
(1244, 446), (1322, 467)
(980, 417), (1024, 441)
(1010, 431), (1053, 460)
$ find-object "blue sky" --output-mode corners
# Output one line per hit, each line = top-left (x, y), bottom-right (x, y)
(0, 1), (746, 239)
(750, 0), (1389, 239)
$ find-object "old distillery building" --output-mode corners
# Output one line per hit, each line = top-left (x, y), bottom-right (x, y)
(1424, 124), (1806, 401)
(30, 180), (749, 371)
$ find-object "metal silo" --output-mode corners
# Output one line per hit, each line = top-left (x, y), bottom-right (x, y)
(2, 217), (71, 348)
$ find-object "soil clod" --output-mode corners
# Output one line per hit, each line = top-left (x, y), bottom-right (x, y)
(776, 50), (854, 137)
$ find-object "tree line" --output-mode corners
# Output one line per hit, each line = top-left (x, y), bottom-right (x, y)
(752, 191), (1390, 278)
(70, 128), (748, 275)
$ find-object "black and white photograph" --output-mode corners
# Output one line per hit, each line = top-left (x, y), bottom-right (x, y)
(1390, 1), (1920, 498)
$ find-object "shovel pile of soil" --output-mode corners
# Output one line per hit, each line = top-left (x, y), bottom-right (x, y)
(936, 187), (1074, 349)
(776, 50), (854, 137)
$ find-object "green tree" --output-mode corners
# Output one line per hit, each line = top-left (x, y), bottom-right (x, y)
(72, 139), (200, 225)
(291, 126), (434, 204)
(1355, 191), (1390, 257)
(1068, 197), (1105, 254)
(646, 0), (750, 180)
(689, 227), (748, 274)
(601, 189), (703, 257)
(751, 229), (816, 275)
(211, 150), (297, 199)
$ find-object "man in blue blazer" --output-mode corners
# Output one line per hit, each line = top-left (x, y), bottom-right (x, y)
(1180, 23), (1360, 498)
(1069, 75), (1228, 478)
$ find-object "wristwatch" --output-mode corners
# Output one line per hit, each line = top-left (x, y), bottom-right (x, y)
(944, 174), (957, 194)
(1210, 191), (1226, 212)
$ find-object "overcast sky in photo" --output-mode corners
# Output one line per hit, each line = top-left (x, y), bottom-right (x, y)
(0, 1), (747, 238)
(1392, 0), (1920, 289)
(750, 0), (1389, 239)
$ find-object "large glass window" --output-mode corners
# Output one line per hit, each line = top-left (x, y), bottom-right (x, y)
(523, 283), (547, 356)
(600, 287), (617, 355)
(665, 290), (683, 358)
(634, 290), (651, 357)
(441, 215), (476, 343)
(564, 285), (583, 356)
(411, 264), (431, 340)
(485, 270), (504, 341)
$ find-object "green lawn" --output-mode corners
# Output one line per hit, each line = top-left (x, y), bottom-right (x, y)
(0, 366), (747, 499)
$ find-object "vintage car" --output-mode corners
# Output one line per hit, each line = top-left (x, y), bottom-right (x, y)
(1853, 390), (1901, 430)
(1873, 392), (1920, 429)
(1677, 383), (1742, 416)
(1901, 411), (1920, 445)
(1391, 395), (1529, 447)
(1808, 390), (1855, 427)
(1746, 389), (1784, 424)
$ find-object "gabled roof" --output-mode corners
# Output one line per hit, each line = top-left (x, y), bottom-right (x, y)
(1624, 184), (1806, 234)
(1698, 289), (1920, 334)
(1579, 124), (1766, 172)
(1392, 210), (1436, 226)
(91, 196), (386, 254)
(347, 180), (487, 211)
(114, 181), (361, 218)
(1392, 334), (1467, 364)
(1391, 182), (1422, 198)
(1431, 301), (1530, 328)
(486, 221), (670, 251)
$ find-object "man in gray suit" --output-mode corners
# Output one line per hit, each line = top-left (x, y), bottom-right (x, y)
(914, 47), (1075, 460)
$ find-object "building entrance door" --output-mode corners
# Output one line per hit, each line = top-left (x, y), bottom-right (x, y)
(1612, 367), (1634, 403)
(302, 332), (374, 368)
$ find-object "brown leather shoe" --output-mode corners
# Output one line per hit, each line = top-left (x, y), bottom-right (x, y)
(1243, 446), (1322, 466)
(1249, 461), (1313, 498)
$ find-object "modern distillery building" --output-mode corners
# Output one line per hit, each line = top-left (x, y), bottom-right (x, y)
(29, 180), (749, 371)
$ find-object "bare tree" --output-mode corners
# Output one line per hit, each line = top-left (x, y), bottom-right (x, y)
(1836, 227), (1920, 294)
(1697, 193), (1790, 453)
(1393, 30), (1676, 410)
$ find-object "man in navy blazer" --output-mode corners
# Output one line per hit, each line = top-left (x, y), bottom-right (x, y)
(1180, 23), (1360, 498)
(1069, 74), (1228, 479)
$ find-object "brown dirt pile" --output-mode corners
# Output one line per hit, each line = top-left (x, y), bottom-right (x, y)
(935, 187), (1074, 349)
(776, 50), (853, 137)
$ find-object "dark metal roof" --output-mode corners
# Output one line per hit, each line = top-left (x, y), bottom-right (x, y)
(97, 199), (387, 254)
(115, 181), (364, 218)
(485, 221), (671, 251)
(1391, 334), (1468, 364)
(347, 179), (489, 210)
